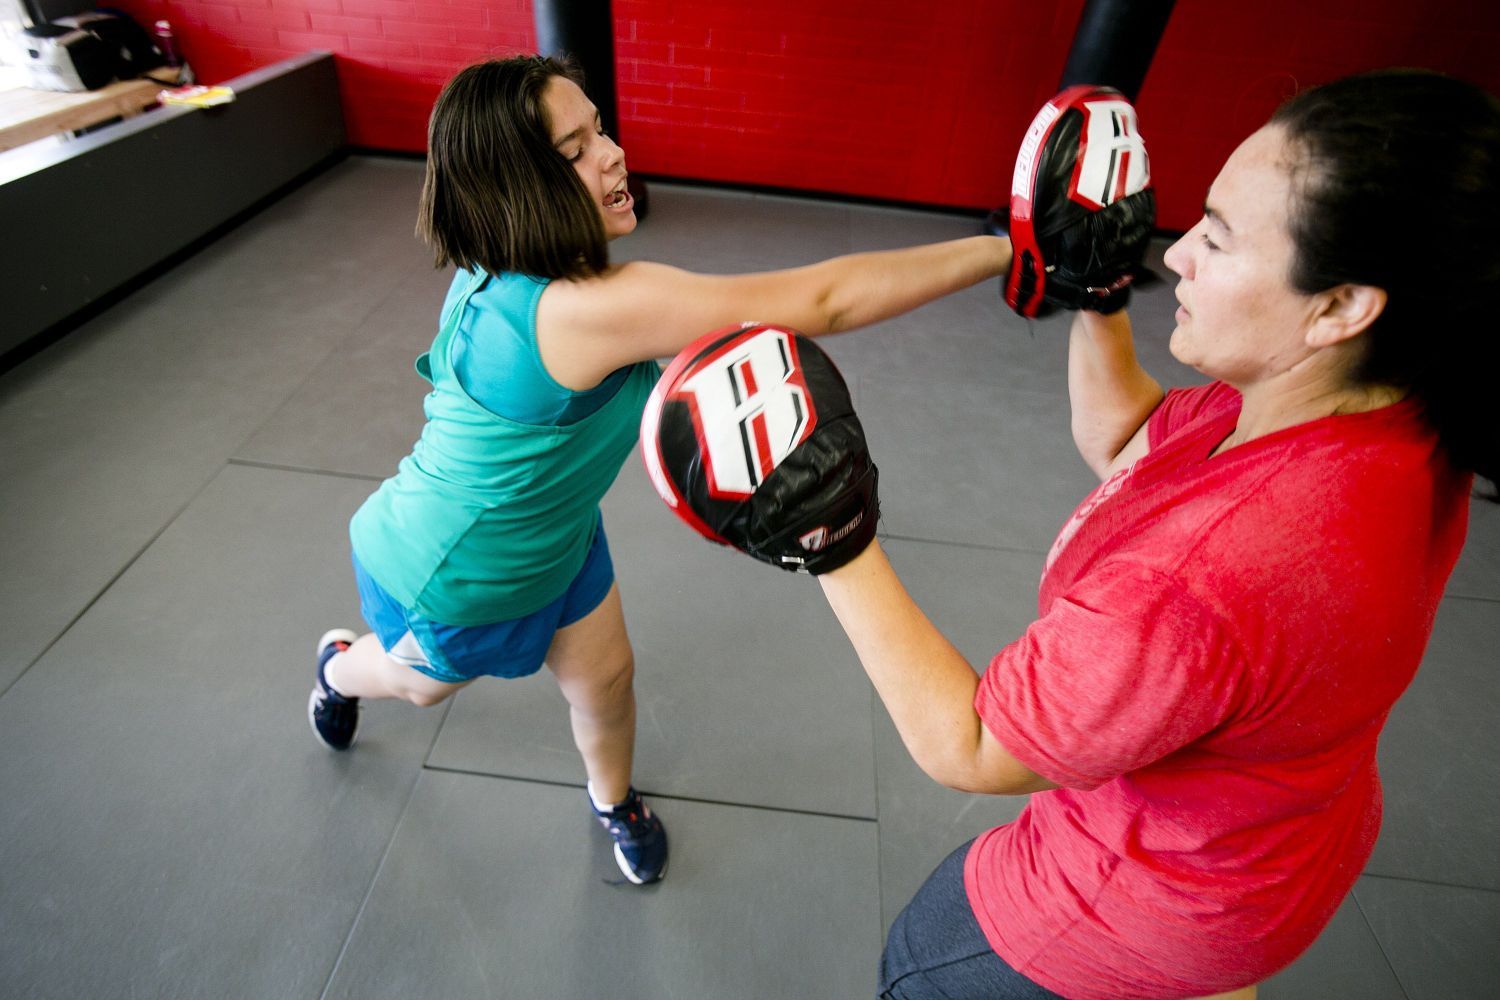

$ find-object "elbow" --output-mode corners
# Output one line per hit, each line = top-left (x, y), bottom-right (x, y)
(809, 275), (858, 335)
(914, 724), (1052, 796)
(917, 751), (1034, 797)
(819, 292), (851, 335)
(929, 765), (996, 795)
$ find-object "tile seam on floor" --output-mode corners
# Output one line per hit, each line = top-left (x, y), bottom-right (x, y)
(1356, 871), (1500, 896)
(318, 761), (434, 1000)
(1349, 883), (1415, 1000)
(222, 266), (420, 473)
(226, 457), (386, 482)
(419, 764), (879, 824)
(0, 461), (225, 702)
(420, 697), (458, 767)
(878, 531), (1048, 558)
(1440, 590), (1500, 606)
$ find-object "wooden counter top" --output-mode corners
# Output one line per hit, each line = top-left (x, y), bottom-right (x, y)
(0, 68), (181, 153)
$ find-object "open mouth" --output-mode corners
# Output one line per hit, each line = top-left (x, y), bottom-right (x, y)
(604, 179), (631, 210)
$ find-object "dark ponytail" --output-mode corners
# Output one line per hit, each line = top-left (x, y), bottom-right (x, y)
(1271, 69), (1500, 500)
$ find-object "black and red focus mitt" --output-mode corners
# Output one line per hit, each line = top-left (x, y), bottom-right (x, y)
(642, 324), (878, 575)
(1005, 84), (1156, 317)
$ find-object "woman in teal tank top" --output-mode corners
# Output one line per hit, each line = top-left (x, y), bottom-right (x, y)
(308, 54), (1014, 886)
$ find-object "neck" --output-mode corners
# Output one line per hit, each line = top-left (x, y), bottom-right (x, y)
(1216, 376), (1407, 456)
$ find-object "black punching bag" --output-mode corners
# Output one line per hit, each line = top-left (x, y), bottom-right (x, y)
(534, 0), (648, 219)
(1058, 0), (1175, 101)
(985, 0), (1174, 236)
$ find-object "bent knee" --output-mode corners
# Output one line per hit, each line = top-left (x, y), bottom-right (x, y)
(373, 652), (464, 707)
(402, 687), (453, 708)
(391, 672), (463, 707)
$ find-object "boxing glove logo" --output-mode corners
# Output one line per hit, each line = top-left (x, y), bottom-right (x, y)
(1070, 97), (1149, 209)
(1006, 84), (1155, 317)
(673, 327), (817, 500)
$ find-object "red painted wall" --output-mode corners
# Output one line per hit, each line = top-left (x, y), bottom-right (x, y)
(109, 1), (1500, 231)
(1140, 0), (1500, 231)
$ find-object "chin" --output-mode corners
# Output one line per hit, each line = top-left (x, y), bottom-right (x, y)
(1167, 326), (1189, 364)
(605, 213), (637, 241)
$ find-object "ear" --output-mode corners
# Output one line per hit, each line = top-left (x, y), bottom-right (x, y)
(1306, 284), (1387, 348)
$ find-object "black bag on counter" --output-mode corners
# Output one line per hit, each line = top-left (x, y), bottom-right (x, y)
(56, 10), (167, 79)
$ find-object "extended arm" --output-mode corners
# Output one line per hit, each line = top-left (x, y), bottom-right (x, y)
(817, 542), (1057, 796)
(1068, 309), (1164, 479)
(538, 236), (1011, 388)
(647, 329), (1049, 793)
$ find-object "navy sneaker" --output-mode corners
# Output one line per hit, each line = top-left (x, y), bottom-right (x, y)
(590, 786), (668, 884)
(308, 628), (359, 751)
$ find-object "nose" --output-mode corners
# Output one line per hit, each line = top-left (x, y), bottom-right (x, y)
(1163, 223), (1197, 279)
(598, 130), (624, 169)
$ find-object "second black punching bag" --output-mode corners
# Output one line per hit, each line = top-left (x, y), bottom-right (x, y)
(985, 0), (1174, 236)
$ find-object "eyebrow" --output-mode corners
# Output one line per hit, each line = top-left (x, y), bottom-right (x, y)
(1203, 203), (1233, 235)
(553, 112), (602, 150)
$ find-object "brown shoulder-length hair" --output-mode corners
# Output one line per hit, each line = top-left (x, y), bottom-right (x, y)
(417, 56), (608, 279)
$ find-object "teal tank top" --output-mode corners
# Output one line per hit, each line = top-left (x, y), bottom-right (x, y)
(448, 270), (629, 424)
(349, 269), (661, 625)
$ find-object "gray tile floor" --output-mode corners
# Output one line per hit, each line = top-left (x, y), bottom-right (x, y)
(1, 156), (1496, 999)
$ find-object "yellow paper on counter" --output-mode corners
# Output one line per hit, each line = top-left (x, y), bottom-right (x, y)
(158, 85), (235, 108)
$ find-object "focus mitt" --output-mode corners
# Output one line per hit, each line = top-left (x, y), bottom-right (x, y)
(642, 324), (878, 575)
(1005, 84), (1156, 317)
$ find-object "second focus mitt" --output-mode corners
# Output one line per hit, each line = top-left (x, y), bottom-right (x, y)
(642, 323), (878, 575)
(1005, 84), (1156, 317)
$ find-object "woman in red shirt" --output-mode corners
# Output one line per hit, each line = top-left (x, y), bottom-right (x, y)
(817, 70), (1498, 998)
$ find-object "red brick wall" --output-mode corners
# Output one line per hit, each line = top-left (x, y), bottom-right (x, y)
(611, 0), (1085, 209)
(109, 1), (1500, 231)
(1140, 0), (1500, 232)
(110, 0), (536, 151)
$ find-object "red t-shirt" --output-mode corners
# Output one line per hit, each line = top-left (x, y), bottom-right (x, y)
(966, 382), (1470, 999)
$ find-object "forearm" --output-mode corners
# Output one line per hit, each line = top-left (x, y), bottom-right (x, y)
(814, 236), (1012, 334)
(1068, 310), (1164, 477)
(817, 541), (1047, 794)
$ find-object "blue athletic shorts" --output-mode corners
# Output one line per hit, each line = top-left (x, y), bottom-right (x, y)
(351, 516), (615, 683)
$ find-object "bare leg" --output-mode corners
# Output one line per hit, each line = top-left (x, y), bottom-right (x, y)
(1190, 987), (1257, 1000)
(325, 632), (469, 707)
(545, 583), (636, 805)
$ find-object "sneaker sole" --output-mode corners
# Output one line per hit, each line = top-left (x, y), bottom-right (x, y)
(613, 843), (666, 885)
